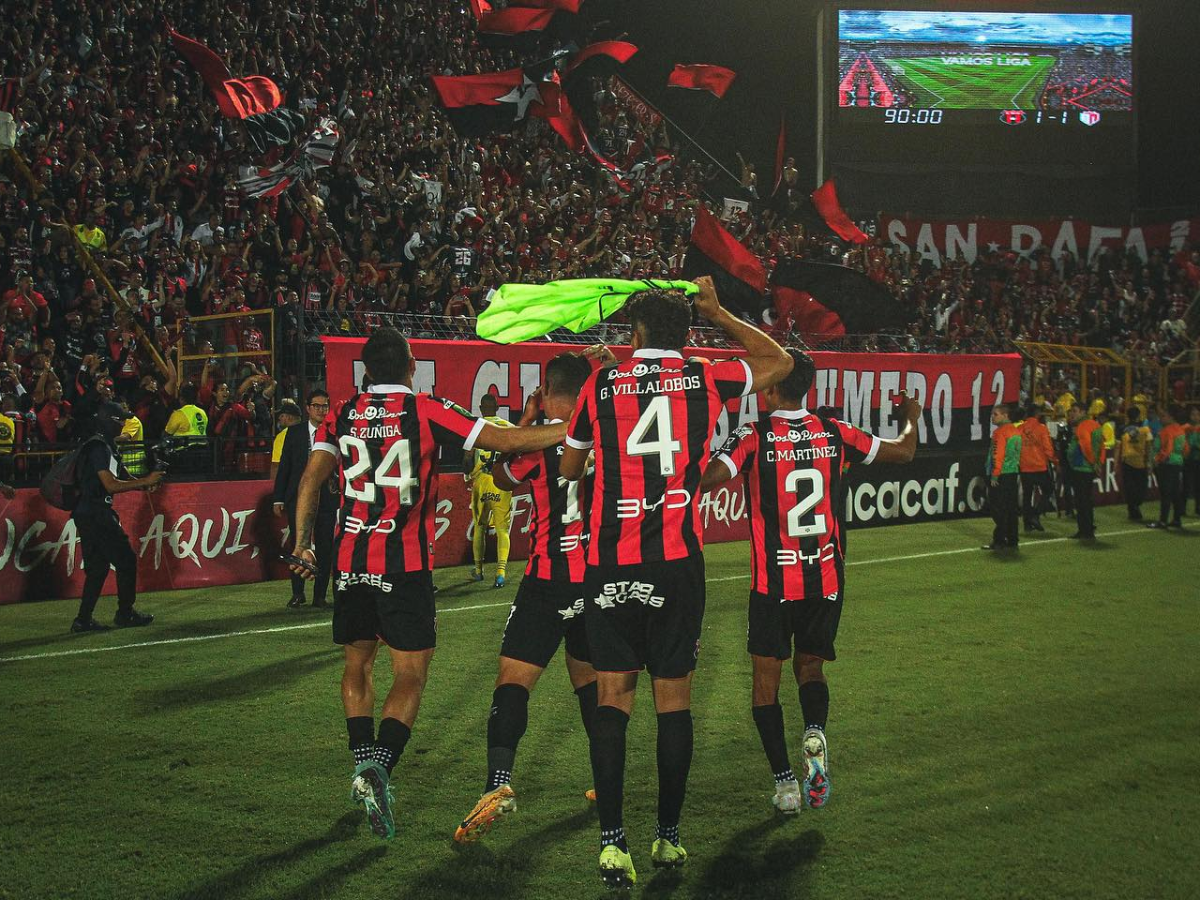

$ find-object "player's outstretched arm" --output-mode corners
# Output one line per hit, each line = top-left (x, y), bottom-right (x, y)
(692, 275), (793, 393)
(873, 394), (922, 464)
(290, 449), (337, 575)
(700, 458), (734, 492)
(475, 421), (567, 456)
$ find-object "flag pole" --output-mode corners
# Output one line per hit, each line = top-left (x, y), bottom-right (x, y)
(615, 79), (744, 192)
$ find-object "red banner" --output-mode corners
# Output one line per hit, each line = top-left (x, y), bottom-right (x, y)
(610, 75), (663, 128)
(321, 337), (1022, 449)
(879, 214), (1200, 265)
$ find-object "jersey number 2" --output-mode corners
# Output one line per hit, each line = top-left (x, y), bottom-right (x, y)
(784, 469), (827, 538)
(340, 436), (417, 506)
(626, 396), (683, 476)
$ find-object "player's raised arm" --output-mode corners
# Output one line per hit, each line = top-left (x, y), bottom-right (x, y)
(871, 393), (922, 464)
(692, 275), (793, 393)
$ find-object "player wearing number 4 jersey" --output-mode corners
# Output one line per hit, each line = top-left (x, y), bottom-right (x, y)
(702, 349), (921, 814)
(454, 354), (600, 844)
(560, 276), (794, 889)
(289, 328), (566, 841)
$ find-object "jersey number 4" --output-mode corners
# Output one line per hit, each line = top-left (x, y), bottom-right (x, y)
(626, 396), (683, 476)
(784, 469), (827, 538)
(340, 435), (417, 506)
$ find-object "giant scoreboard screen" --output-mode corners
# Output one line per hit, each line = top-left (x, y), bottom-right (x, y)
(822, 7), (1136, 185)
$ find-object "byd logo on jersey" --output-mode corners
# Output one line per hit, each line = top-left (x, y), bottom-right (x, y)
(775, 543), (836, 567)
(342, 516), (397, 535)
(616, 490), (691, 519)
(559, 534), (585, 553)
(592, 580), (665, 609)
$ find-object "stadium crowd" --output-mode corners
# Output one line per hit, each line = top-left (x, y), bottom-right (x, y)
(0, 0), (1197, 473)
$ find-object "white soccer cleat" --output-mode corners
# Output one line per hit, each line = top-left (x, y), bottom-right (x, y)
(802, 728), (831, 810)
(772, 779), (803, 814)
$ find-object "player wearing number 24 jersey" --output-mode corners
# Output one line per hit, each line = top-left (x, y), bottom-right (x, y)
(559, 277), (794, 888)
(701, 349), (921, 816)
(289, 328), (567, 842)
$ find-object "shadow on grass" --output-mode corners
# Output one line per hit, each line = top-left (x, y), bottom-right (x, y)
(173, 811), (384, 900)
(398, 808), (594, 900)
(136, 650), (336, 715)
(679, 817), (824, 900)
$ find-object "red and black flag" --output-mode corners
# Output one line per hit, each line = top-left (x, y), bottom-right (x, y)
(770, 258), (907, 337)
(667, 64), (737, 99)
(243, 108), (308, 155)
(811, 178), (869, 244)
(431, 68), (559, 138)
(682, 206), (768, 318)
(478, 6), (556, 36)
(562, 41), (638, 76)
(468, 0), (492, 20)
(170, 30), (282, 119)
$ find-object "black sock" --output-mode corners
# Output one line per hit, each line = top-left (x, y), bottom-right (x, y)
(752, 703), (794, 783)
(574, 681), (598, 738)
(346, 716), (375, 767)
(372, 717), (411, 774)
(486, 684), (529, 792)
(591, 705), (629, 851)
(799, 680), (830, 731)
(655, 710), (693, 840)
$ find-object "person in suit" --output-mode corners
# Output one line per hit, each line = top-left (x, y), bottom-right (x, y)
(274, 389), (337, 608)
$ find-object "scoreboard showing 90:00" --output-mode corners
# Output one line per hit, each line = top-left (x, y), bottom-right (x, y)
(822, 6), (1137, 189)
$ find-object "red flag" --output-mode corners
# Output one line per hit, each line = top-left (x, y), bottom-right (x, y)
(682, 207), (767, 316)
(432, 68), (558, 137)
(478, 7), (556, 34)
(770, 286), (846, 337)
(469, 0), (493, 21)
(772, 113), (786, 197)
(667, 64), (737, 99)
(170, 30), (281, 119)
(811, 178), (868, 244)
(563, 41), (638, 76)
(516, 0), (583, 9)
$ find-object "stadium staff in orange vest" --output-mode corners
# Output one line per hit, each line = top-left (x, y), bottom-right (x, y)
(982, 404), (1022, 551)
(1147, 405), (1189, 530)
(1066, 402), (1105, 540)
(1018, 403), (1056, 532)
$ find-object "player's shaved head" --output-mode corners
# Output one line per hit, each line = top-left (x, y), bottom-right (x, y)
(626, 289), (692, 351)
(362, 327), (413, 385)
(544, 353), (592, 399)
(774, 349), (817, 403)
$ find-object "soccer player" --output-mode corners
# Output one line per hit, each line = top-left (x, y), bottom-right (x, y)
(289, 328), (566, 840)
(454, 354), (598, 843)
(701, 350), (920, 814)
(465, 394), (515, 587)
(560, 276), (793, 888)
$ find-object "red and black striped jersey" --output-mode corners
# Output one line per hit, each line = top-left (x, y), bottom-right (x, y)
(503, 430), (587, 583)
(314, 384), (485, 575)
(567, 349), (753, 566)
(717, 409), (879, 600)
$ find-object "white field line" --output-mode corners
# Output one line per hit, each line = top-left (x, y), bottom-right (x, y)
(1, 523), (1186, 663)
(0, 601), (512, 664)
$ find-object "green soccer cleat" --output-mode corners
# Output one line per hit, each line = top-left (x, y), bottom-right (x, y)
(349, 760), (396, 840)
(651, 838), (688, 868)
(802, 727), (831, 810)
(599, 844), (637, 889)
(493, 575), (506, 588)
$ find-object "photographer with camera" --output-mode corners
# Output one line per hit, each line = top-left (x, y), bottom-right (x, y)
(70, 402), (162, 633)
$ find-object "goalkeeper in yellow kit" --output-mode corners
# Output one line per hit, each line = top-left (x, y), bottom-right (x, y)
(466, 395), (515, 587)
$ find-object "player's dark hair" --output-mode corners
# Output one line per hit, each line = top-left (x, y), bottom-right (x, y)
(306, 389), (329, 406)
(544, 353), (592, 399)
(179, 384), (198, 405)
(361, 327), (412, 384)
(775, 349), (816, 403)
(625, 289), (692, 350)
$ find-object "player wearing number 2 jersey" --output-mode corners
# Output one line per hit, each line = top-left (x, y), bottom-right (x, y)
(289, 328), (567, 841)
(701, 349), (921, 815)
(454, 353), (600, 844)
(560, 277), (793, 889)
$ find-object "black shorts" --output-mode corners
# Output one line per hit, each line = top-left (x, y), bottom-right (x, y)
(499, 576), (590, 668)
(584, 558), (705, 679)
(747, 590), (842, 662)
(332, 570), (436, 652)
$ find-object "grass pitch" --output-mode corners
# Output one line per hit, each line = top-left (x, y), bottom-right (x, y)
(885, 55), (1056, 109)
(1, 506), (1196, 900)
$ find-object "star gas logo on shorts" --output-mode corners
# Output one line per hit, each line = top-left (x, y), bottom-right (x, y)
(591, 580), (665, 609)
(336, 572), (394, 593)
